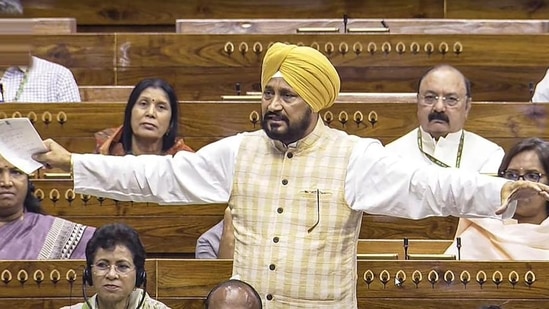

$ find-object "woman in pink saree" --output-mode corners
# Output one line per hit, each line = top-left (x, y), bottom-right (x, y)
(0, 155), (94, 259)
(446, 138), (549, 260)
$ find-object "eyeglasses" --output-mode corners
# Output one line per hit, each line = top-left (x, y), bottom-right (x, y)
(92, 261), (135, 275)
(501, 170), (545, 182)
(419, 94), (463, 107)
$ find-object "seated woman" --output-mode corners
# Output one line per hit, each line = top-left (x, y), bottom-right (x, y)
(0, 154), (94, 259)
(95, 78), (193, 155)
(61, 223), (170, 309)
(445, 137), (549, 260)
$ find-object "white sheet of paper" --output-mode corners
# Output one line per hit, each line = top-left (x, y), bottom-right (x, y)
(0, 118), (48, 174)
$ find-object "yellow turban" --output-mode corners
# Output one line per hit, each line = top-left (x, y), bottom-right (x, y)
(261, 42), (340, 112)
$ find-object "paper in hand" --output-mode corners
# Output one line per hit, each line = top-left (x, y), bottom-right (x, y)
(0, 118), (48, 174)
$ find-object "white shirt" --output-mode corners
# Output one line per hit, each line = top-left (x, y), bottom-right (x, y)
(73, 130), (513, 220)
(0, 56), (80, 103)
(386, 127), (505, 174)
(532, 68), (549, 103)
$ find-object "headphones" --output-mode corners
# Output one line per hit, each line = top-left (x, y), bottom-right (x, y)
(83, 264), (147, 288)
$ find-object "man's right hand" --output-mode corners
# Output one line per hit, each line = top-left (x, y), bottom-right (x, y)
(32, 139), (73, 172)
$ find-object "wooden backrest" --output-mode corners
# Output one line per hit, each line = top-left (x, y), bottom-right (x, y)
(30, 179), (458, 258)
(177, 18), (549, 34)
(0, 260), (546, 308)
(5, 33), (549, 100)
(0, 18), (76, 34)
(78, 85), (133, 102)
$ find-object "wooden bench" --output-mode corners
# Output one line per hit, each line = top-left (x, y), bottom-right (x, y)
(0, 18), (76, 34)
(4, 32), (549, 100)
(0, 102), (544, 154)
(177, 18), (549, 34)
(1, 260), (547, 308)
(30, 179), (458, 258)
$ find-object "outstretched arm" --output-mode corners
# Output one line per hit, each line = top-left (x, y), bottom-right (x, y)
(34, 136), (242, 204)
(347, 139), (549, 219)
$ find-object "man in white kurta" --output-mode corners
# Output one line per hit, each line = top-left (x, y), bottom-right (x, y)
(34, 43), (549, 309)
(386, 64), (504, 174)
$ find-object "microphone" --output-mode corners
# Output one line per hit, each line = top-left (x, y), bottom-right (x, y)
(403, 237), (409, 260)
(456, 237), (462, 261)
(0, 83), (4, 102)
(343, 14), (348, 33)
(235, 83), (241, 96)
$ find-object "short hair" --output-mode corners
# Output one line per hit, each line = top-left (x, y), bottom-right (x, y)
(121, 78), (179, 153)
(417, 64), (472, 98)
(85, 223), (146, 274)
(24, 179), (43, 214)
(498, 137), (549, 213)
(205, 279), (262, 309)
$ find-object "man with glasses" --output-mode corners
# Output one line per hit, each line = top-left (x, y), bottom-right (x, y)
(386, 64), (504, 174)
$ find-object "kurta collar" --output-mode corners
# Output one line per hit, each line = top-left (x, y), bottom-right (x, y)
(419, 126), (463, 148)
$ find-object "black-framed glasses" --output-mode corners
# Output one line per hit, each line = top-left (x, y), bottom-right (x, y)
(92, 261), (135, 275)
(501, 170), (545, 182)
(419, 94), (462, 107)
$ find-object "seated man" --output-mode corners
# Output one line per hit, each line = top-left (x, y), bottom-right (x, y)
(205, 279), (262, 309)
(385, 64), (504, 173)
(196, 207), (233, 259)
(0, 154), (94, 259)
(0, 38), (80, 102)
(445, 138), (549, 260)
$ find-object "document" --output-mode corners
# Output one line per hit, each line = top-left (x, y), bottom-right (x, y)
(0, 118), (48, 174)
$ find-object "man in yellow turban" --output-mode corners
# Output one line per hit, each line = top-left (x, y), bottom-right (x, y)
(261, 42), (340, 113)
(36, 42), (549, 309)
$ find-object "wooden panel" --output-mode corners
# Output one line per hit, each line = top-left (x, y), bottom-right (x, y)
(0, 34), (115, 86)
(3, 260), (547, 308)
(19, 0), (444, 26)
(446, 0), (549, 19)
(0, 18), (76, 34)
(79, 85), (133, 102)
(356, 239), (453, 255)
(359, 216), (458, 239)
(115, 33), (549, 101)
(0, 102), (546, 146)
(116, 34), (549, 67)
(0, 260), (157, 298)
(177, 18), (549, 34)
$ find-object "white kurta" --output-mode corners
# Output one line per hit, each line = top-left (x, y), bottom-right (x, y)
(72, 120), (513, 308)
(385, 127), (505, 174)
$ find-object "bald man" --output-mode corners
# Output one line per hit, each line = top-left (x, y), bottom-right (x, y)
(35, 42), (549, 308)
(386, 64), (504, 174)
(205, 279), (262, 309)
